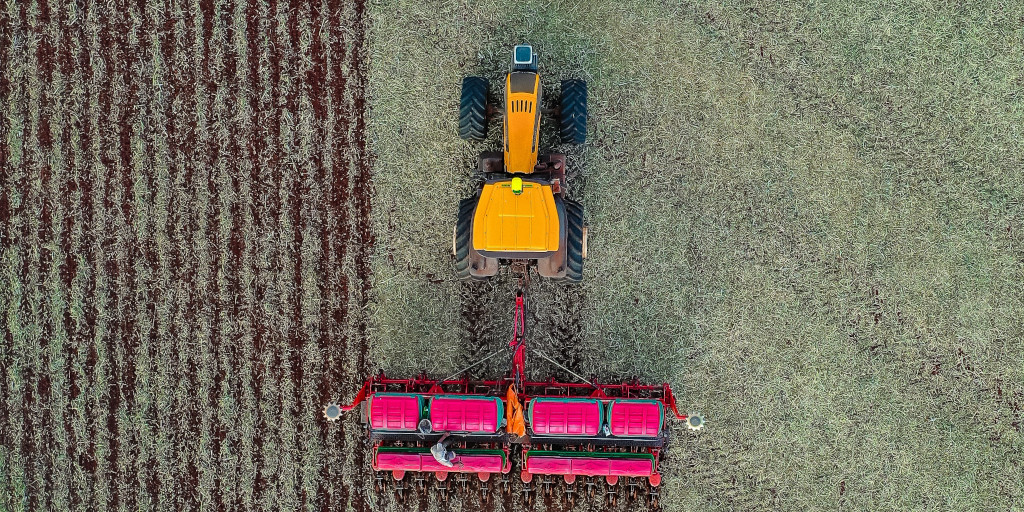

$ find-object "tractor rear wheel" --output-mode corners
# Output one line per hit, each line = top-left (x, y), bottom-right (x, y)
(459, 77), (488, 141)
(559, 79), (587, 144)
(454, 197), (485, 281)
(564, 199), (585, 282)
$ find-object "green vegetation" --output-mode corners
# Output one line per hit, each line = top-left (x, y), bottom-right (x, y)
(1, 0), (1021, 511)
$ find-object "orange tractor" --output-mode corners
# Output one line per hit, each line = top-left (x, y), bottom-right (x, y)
(454, 45), (587, 282)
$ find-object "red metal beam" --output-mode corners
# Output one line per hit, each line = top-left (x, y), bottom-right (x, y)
(348, 373), (685, 416)
(340, 380), (370, 411)
(341, 293), (689, 421)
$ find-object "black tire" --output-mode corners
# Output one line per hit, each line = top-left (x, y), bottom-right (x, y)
(454, 197), (483, 281)
(564, 199), (585, 282)
(559, 80), (587, 144)
(459, 77), (488, 141)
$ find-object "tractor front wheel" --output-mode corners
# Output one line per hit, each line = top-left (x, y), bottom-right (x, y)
(559, 79), (587, 144)
(459, 77), (488, 141)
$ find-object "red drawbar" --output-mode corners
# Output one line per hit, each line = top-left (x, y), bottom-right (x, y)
(369, 394), (421, 431)
(608, 401), (662, 437)
(526, 455), (654, 477)
(376, 452), (505, 473)
(530, 399), (602, 436)
(429, 396), (502, 433)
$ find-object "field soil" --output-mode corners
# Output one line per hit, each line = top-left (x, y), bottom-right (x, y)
(2, 1), (1024, 512)
(366, 1), (1024, 511)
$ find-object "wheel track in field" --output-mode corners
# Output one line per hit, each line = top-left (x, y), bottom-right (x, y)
(525, 149), (593, 512)
(549, 155), (588, 380)
(550, 284), (585, 375)
(444, 276), (506, 512)
(460, 281), (492, 356)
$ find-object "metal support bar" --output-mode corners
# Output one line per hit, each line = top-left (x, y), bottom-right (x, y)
(340, 380), (370, 412)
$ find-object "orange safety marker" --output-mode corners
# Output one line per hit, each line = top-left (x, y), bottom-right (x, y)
(506, 385), (526, 438)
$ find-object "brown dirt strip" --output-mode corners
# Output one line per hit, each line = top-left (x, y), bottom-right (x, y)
(314, 0), (375, 510)
(163, 4), (202, 508)
(10, 3), (38, 507)
(349, 0), (374, 403)
(95, 3), (147, 509)
(1, 0), (378, 509)
(0, 6), (11, 249)
(213, 5), (247, 511)
(56, 2), (75, 77)
(344, 0), (375, 508)
(77, 8), (103, 510)
(205, 151), (225, 509)
(316, 0), (353, 510)
(177, 3), (218, 507)
(62, 99), (83, 512)
(16, 2), (44, 510)
(200, 4), (231, 510)
(250, 0), (291, 504)
(146, 1), (183, 508)
(235, 2), (263, 508)
(205, 3), (232, 506)
(33, 1), (65, 507)
(285, 0), (306, 424)
(290, 3), (324, 509)
(243, 0), (272, 505)
(261, 0), (299, 506)
(0, 9), (13, 505)
(133, 2), (162, 510)
(20, 368), (37, 512)
(245, 0), (260, 92)
(270, 0), (306, 505)
(55, 4), (86, 505)
(117, 4), (151, 511)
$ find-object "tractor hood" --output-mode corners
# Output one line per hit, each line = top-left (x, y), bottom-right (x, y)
(503, 72), (541, 174)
